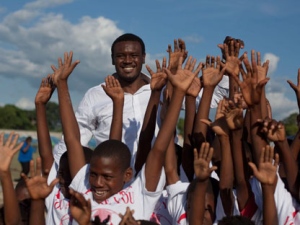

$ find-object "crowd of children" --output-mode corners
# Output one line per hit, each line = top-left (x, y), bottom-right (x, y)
(0, 34), (300, 225)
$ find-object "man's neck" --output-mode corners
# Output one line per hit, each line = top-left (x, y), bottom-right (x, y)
(115, 73), (150, 94)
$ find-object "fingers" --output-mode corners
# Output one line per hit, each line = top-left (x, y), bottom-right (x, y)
(35, 157), (42, 176)
(146, 65), (154, 76)
(194, 62), (203, 77)
(248, 162), (258, 175)
(256, 52), (261, 66)
(49, 178), (59, 189)
(162, 57), (167, 69)
(173, 39), (179, 51)
(29, 159), (35, 178)
(287, 80), (297, 91)
(200, 119), (212, 127)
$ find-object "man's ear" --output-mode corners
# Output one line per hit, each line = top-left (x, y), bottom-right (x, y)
(124, 167), (133, 183)
(111, 54), (115, 65)
(142, 54), (146, 64)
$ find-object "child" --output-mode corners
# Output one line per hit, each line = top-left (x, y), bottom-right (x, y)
(0, 132), (24, 225)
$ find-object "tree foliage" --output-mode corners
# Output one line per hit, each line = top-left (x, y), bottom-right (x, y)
(282, 112), (298, 137)
(0, 102), (61, 131)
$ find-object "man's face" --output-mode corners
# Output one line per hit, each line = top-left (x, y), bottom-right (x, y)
(89, 156), (132, 203)
(112, 41), (145, 83)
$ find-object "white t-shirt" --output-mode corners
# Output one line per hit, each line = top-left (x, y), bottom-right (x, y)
(166, 181), (190, 225)
(250, 175), (296, 225)
(45, 163), (73, 225)
(150, 190), (173, 225)
(214, 175), (296, 225)
(69, 164), (166, 225)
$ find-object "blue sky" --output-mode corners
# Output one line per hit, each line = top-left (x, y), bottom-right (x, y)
(0, 0), (299, 120)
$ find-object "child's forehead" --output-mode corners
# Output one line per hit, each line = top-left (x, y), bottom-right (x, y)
(90, 156), (120, 168)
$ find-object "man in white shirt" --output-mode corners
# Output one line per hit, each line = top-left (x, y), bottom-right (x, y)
(53, 33), (229, 170)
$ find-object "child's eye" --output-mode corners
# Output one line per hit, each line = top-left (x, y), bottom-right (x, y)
(104, 175), (113, 180)
(89, 172), (96, 178)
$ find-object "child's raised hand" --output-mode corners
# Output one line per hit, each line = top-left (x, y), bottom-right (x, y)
(167, 38), (188, 72)
(201, 100), (229, 137)
(287, 69), (300, 111)
(102, 75), (124, 101)
(186, 75), (202, 98)
(248, 145), (279, 187)
(221, 42), (243, 78)
(146, 57), (167, 91)
(165, 56), (202, 93)
(256, 51), (269, 83)
(0, 132), (22, 175)
(232, 51), (270, 107)
(119, 207), (140, 225)
(202, 55), (225, 88)
(193, 142), (217, 182)
(69, 189), (91, 225)
(34, 75), (56, 105)
(256, 117), (286, 142)
(51, 51), (80, 85)
(22, 157), (58, 200)
(223, 100), (244, 130)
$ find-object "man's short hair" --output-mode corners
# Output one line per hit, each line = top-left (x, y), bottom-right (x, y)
(111, 33), (146, 55)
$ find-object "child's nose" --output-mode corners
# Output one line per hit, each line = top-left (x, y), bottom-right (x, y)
(96, 176), (105, 187)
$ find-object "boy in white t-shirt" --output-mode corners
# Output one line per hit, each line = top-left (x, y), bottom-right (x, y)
(53, 50), (201, 224)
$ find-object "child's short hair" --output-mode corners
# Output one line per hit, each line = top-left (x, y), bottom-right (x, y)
(92, 140), (131, 171)
(60, 146), (93, 165)
(218, 215), (254, 225)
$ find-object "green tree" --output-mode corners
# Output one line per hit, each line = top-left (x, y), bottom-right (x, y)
(282, 112), (298, 136)
(45, 101), (61, 131)
(0, 105), (35, 130)
(177, 117), (184, 136)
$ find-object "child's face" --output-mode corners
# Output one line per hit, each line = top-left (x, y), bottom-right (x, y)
(89, 156), (132, 203)
(58, 160), (72, 199)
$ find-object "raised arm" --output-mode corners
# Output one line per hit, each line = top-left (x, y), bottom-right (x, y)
(145, 56), (201, 191)
(224, 100), (251, 210)
(102, 75), (124, 141)
(232, 50), (270, 165)
(188, 142), (217, 225)
(287, 69), (300, 160)
(35, 75), (56, 175)
(22, 157), (58, 225)
(193, 56), (225, 150)
(0, 133), (23, 225)
(257, 117), (299, 199)
(248, 146), (279, 225)
(51, 51), (84, 178)
(134, 58), (167, 175)
(202, 99), (234, 216)
(182, 76), (201, 181)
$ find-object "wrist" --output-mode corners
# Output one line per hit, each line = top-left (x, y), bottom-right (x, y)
(0, 170), (11, 179)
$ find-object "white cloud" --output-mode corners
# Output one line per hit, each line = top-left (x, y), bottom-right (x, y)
(259, 3), (279, 16)
(15, 97), (35, 110)
(25, 0), (73, 10)
(266, 92), (297, 120)
(263, 53), (279, 76)
(182, 35), (204, 44)
(0, 2), (125, 94)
